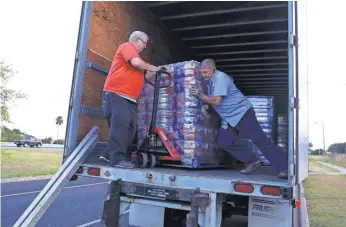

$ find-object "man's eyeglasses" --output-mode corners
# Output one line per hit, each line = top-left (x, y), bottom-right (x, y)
(138, 38), (147, 47)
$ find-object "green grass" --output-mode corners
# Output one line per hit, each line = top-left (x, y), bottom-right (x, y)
(304, 175), (346, 227)
(1, 148), (63, 179)
(320, 157), (346, 168)
(316, 162), (341, 172)
(310, 155), (346, 168)
(308, 157), (340, 173)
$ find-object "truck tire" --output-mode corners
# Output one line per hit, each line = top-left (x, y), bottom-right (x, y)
(37, 143), (42, 148)
(17, 144), (21, 147)
(30, 145), (34, 148)
(24, 143), (29, 148)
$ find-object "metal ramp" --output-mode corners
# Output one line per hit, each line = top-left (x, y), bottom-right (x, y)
(13, 126), (100, 227)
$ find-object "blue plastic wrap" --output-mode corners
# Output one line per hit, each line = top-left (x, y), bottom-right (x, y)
(174, 61), (206, 156)
(247, 96), (274, 139)
(245, 96), (275, 165)
(277, 114), (288, 154)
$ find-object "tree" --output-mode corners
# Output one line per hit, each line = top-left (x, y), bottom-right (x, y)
(311, 149), (325, 155)
(0, 126), (37, 142)
(328, 142), (346, 154)
(1, 126), (22, 142)
(12, 128), (21, 135)
(53, 139), (65, 144)
(55, 116), (63, 144)
(0, 60), (27, 123)
(41, 137), (53, 144)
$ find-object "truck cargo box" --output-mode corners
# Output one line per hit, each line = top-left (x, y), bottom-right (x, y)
(14, 2), (309, 227)
(64, 0), (308, 192)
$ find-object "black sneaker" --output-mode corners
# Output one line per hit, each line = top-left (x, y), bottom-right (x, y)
(113, 160), (135, 169)
(240, 160), (261, 174)
(278, 170), (288, 179)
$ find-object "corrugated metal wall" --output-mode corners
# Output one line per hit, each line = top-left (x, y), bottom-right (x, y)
(145, 1), (289, 114)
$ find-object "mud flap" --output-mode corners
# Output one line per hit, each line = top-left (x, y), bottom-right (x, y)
(102, 180), (121, 227)
(248, 196), (293, 227)
(129, 204), (165, 227)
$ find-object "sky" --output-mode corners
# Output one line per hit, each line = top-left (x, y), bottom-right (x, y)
(0, 1), (345, 149)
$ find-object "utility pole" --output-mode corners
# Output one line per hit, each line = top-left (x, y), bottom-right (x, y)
(322, 121), (326, 153)
(315, 121), (326, 155)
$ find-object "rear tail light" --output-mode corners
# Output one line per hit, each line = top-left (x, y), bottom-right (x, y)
(87, 167), (101, 176)
(261, 186), (282, 196)
(234, 183), (254, 193)
(295, 200), (301, 208)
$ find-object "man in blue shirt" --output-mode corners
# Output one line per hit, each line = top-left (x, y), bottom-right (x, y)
(189, 58), (288, 179)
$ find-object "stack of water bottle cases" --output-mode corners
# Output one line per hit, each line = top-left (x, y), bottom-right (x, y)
(232, 96), (276, 166)
(277, 114), (288, 154)
(137, 60), (286, 168)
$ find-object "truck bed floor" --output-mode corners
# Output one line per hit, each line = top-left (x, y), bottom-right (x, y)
(83, 146), (288, 187)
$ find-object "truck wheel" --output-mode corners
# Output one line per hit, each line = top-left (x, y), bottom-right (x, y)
(17, 144), (21, 147)
(24, 143), (29, 148)
(30, 145), (34, 148)
(147, 154), (156, 168)
(136, 153), (148, 168)
(37, 144), (42, 148)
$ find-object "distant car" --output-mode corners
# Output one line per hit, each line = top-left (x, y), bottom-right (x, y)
(14, 136), (42, 148)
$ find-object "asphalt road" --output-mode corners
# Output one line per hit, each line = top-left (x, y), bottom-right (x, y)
(1, 177), (111, 227)
(1, 176), (247, 227)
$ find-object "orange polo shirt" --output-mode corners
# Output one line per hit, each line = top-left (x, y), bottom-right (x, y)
(103, 42), (144, 100)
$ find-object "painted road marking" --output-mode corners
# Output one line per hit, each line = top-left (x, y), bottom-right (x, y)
(1, 182), (108, 198)
(76, 211), (130, 226)
(76, 219), (101, 227)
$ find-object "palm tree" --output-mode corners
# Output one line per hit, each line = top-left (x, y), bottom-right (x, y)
(56, 116), (63, 144)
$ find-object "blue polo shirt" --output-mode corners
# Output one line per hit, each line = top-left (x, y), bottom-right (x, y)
(208, 70), (252, 129)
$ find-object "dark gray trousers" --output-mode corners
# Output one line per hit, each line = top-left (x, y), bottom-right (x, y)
(217, 108), (288, 174)
(102, 91), (137, 164)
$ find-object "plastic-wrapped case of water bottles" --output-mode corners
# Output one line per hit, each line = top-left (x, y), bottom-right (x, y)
(247, 96), (275, 141)
(137, 60), (222, 168)
(277, 114), (288, 154)
(231, 96), (275, 166)
(250, 96), (275, 165)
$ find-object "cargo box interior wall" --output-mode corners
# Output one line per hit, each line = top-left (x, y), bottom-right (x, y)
(146, 1), (289, 114)
(65, 1), (293, 185)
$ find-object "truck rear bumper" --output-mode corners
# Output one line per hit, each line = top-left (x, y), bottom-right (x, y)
(76, 163), (293, 200)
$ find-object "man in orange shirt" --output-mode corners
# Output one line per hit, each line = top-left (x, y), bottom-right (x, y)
(100, 31), (159, 168)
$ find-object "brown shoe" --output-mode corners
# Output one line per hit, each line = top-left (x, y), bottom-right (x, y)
(240, 160), (261, 174)
(278, 170), (288, 179)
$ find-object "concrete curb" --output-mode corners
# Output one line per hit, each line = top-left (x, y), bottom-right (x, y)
(299, 184), (310, 227)
(1, 175), (53, 183)
(309, 172), (345, 175)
